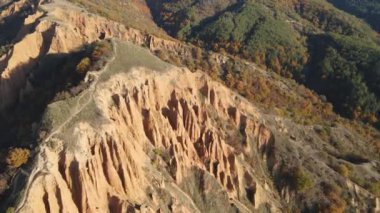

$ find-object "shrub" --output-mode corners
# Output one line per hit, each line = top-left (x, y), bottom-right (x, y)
(369, 181), (380, 197)
(315, 126), (332, 141)
(323, 192), (347, 213)
(6, 207), (15, 213)
(321, 182), (346, 213)
(91, 42), (111, 61)
(76, 57), (91, 75)
(349, 171), (367, 187)
(335, 164), (349, 177)
(276, 165), (314, 193)
(6, 148), (30, 168)
(374, 139), (380, 153)
(0, 44), (11, 56)
(0, 177), (8, 194)
(209, 65), (220, 80)
(294, 168), (314, 192)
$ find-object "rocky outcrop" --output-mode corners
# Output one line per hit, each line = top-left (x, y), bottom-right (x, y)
(0, 0), (201, 110)
(3, 0), (380, 212)
(14, 41), (281, 212)
(1, 3), (279, 211)
(0, 0), (34, 20)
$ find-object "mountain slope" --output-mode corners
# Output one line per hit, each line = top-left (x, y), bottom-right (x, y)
(0, 0), (380, 212)
(328, 0), (380, 32)
(14, 39), (283, 213)
(147, 0), (380, 127)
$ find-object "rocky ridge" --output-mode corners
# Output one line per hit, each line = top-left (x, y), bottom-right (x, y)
(15, 40), (281, 212)
(0, 0), (380, 212)
(0, 0), (204, 111)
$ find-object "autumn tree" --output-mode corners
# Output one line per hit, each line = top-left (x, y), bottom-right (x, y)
(6, 148), (30, 168)
(76, 57), (91, 75)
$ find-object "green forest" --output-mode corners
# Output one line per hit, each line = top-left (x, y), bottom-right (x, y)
(149, 0), (380, 128)
(328, 0), (380, 32)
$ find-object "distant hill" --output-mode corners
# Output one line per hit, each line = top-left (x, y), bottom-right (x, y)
(148, 0), (380, 127)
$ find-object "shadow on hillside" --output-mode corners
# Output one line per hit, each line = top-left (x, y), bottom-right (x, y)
(0, 47), (92, 149)
(145, 0), (245, 37)
(0, 0), (40, 46)
(0, 40), (109, 211)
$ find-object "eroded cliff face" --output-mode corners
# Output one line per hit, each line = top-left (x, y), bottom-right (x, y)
(0, 0), (193, 110)
(1, 3), (283, 211)
(2, 0), (380, 212)
(15, 41), (281, 212)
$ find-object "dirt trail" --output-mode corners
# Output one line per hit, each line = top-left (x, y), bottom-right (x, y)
(15, 40), (117, 213)
(43, 40), (117, 142)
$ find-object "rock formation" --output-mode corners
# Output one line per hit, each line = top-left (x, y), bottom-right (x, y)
(1, 0), (380, 212)
(0, 0), (192, 110)
(14, 40), (282, 212)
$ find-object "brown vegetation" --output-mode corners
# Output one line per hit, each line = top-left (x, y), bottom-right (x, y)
(154, 47), (335, 126)
(75, 57), (91, 75)
(5, 148), (30, 168)
(320, 182), (346, 213)
(334, 164), (349, 178)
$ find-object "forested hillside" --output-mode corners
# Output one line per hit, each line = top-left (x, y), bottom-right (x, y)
(328, 0), (380, 32)
(148, 0), (380, 128)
